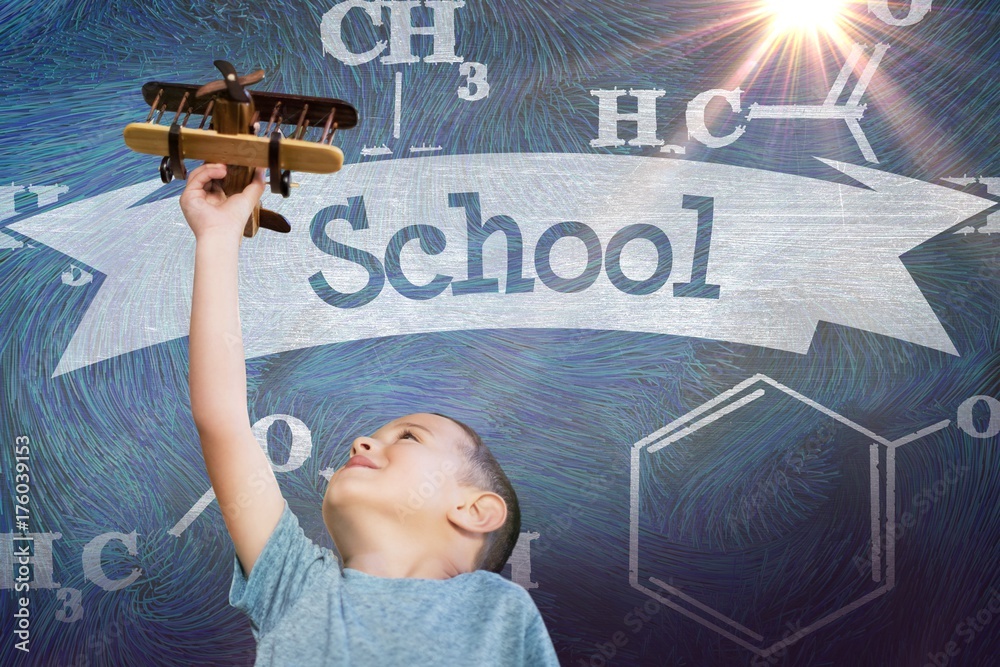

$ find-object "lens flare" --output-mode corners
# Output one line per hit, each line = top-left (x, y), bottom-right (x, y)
(765, 0), (847, 32)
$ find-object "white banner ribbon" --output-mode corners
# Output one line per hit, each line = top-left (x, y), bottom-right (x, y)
(10, 154), (992, 377)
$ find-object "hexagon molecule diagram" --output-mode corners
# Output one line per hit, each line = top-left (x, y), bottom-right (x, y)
(629, 374), (951, 659)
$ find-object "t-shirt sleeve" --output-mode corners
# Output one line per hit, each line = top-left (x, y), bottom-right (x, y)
(523, 604), (561, 666)
(228, 498), (336, 636)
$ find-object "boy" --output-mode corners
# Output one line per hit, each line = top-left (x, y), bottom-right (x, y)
(181, 163), (560, 666)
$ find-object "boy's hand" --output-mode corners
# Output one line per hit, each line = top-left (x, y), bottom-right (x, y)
(180, 163), (266, 242)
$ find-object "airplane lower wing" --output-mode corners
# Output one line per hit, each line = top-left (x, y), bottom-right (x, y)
(122, 123), (344, 173)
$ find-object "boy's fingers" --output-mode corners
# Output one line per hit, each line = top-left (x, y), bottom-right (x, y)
(242, 167), (266, 202)
(185, 163), (227, 194)
(189, 162), (225, 179)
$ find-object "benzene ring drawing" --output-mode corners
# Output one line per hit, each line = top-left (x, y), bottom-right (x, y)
(629, 373), (951, 658)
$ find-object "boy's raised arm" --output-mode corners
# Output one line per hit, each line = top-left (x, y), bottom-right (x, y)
(182, 163), (284, 577)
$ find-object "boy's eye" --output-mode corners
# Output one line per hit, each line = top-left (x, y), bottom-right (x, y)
(399, 429), (417, 441)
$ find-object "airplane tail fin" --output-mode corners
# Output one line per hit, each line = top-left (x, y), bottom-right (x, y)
(259, 208), (291, 233)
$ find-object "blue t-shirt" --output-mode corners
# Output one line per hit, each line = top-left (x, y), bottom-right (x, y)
(229, 499), (561, 666)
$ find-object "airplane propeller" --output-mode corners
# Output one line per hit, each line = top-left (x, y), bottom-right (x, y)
(195, 60), (263, 102)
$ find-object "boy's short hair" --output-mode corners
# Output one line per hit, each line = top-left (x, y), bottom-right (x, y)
(431, 413), (521, 574)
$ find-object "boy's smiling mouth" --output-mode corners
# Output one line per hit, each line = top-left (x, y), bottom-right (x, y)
(345, 454), (379, 470)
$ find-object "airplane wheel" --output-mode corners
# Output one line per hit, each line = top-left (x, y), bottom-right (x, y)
(280, 170), (291, 197)
(160, 156), (173, 183)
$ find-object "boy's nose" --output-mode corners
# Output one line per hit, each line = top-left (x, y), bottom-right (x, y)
(351, 436), (377, 456)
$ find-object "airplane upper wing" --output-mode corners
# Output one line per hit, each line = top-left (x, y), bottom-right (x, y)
(140, 80), (359, 130)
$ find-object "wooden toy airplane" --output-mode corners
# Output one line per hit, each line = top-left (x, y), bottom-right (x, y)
(123, 60), (358, 237)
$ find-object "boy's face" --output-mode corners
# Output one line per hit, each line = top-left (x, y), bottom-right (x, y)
(322, 413), (469, 539)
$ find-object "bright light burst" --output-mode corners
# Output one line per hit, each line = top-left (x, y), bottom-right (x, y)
(600, 0), (933, 166)
(764, 0), (847, 33)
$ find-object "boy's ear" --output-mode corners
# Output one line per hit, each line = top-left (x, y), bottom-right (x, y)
(449, 490), (507, 535)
